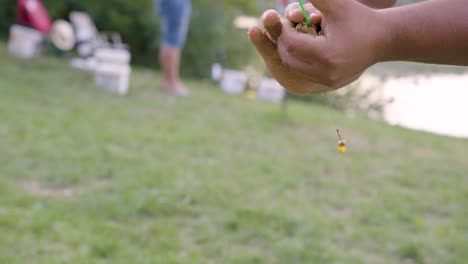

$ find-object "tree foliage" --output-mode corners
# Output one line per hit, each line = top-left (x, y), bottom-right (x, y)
(0, 0), (265, 78)
(0, 0), (425, 78)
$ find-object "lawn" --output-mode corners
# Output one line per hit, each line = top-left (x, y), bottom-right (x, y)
(0, 43), (467, 264)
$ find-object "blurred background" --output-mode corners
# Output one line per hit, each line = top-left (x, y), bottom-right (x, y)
(0, 0), (467, 263)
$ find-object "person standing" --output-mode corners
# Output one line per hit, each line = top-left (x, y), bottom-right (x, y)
(157, 0), (192, 96)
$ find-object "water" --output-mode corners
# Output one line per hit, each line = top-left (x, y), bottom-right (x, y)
(361, 73), (468, 138)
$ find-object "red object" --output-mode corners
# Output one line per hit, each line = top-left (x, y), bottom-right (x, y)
(17, 0), (52, 34)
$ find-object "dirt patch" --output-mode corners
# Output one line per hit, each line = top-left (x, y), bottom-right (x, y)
(92, 178), (111, 189)
(328, 205), (353, 218)
(402, 258), (416, 264)
(21, 180), (76, 198)
(295, 21), (319, 35)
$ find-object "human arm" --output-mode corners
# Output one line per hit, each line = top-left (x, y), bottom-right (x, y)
(249, 0), (468, 93)
(286, 0), (397, 24)
(356, 0), (397, 9)
(380, 0), (468, 65)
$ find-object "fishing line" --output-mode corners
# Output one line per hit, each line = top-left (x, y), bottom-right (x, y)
(298, 0), (347, 153)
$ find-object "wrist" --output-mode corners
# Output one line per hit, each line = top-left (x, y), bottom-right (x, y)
(358, 0), (397, 9)
(373, 8), (400, 63)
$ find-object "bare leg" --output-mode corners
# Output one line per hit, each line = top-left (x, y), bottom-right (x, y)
(159, 45), (189, 95)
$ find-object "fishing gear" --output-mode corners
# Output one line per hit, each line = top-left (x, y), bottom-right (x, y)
(298, 0), (347, 153)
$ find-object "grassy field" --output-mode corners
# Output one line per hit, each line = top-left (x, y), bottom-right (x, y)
(0, 44), (467, 264)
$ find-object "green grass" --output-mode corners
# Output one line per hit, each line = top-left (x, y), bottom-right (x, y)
(0, 43), (467, 264)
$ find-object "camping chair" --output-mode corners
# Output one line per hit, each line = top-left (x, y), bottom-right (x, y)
(8, 0), (52, 59)
(69, 11), (127, 58)
(17, 0), (52, 34)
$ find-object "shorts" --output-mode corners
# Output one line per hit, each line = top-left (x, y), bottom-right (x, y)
(157, 0), (192, 48)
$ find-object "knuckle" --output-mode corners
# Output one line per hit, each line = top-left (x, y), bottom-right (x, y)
(324, 70), (341, 88)
(318, 53), (342, 87)
(286, 43), (297, 54)
(305, 3), (315, 11)
(282, 57), (294, 69)
(288, 2), (299, 9)
(320, 52), (337, 68)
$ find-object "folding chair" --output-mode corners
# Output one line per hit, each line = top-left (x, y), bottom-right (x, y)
(69, 11), (127, 58)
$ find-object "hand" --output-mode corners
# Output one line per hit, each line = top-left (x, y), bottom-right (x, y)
(250, 0), (390, 93)
(248, 9), (328, 94)
(284, 1), (322, 24)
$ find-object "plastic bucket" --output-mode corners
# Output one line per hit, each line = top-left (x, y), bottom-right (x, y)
(94, 63), (131, 95)
(257, 78), (286, 103)
(8, 24), (43, 59)
(220, 69), (247, 95)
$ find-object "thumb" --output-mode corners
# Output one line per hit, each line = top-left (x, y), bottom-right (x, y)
(309, 0), (345, 16)
(261, 9), (282, 42)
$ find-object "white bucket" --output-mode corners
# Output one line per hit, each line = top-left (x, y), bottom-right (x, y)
(220, 69), (247, 95)
(8, 24), (43, 59)
(211, 63), (223, 82)
(94, 48), (131, 65)
(257, 78), (286, 103)
(92, 47), (132, 95)
(94, 63), (131, 95)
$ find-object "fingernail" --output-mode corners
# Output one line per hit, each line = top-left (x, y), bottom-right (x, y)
(260, 11), (270, 21)
(288, 6), (298, 16)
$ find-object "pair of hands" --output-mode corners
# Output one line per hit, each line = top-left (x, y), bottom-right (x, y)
(248, 0), (390, 94)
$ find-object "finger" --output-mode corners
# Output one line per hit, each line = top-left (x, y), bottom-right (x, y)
(248, 25), (319, 94)
(284, 2), (299, 17)
(277, 38), (321, 80)
(248, 25), (281, 64)
(261, 9), (282, 42)
(287, 3), (322, 25)
(279, 72), (329, 94)
(286, 82), (323, 94)
(279, 19), (327, 59)
(309, 12), (322, 26)
(286, 3), (305, 23)
(334, 72), (363, 90)
(310, 0), (345, 17)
